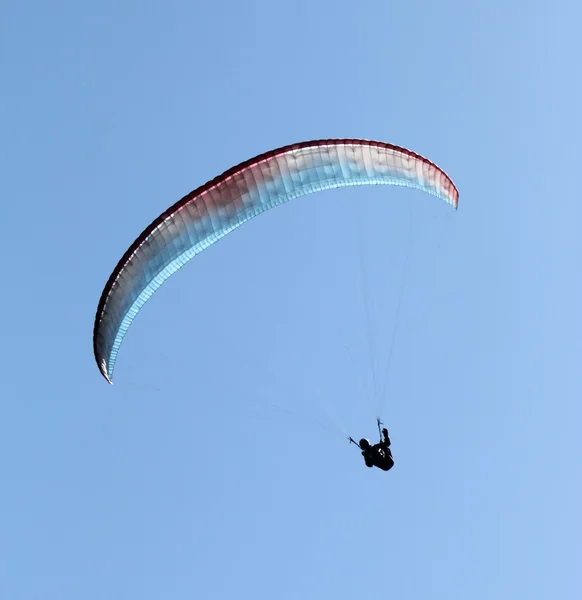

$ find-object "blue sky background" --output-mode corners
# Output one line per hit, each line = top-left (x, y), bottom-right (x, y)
(1, 1), (581, 598)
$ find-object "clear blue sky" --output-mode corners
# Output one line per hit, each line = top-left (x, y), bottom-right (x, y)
(1, 1), (580, 598)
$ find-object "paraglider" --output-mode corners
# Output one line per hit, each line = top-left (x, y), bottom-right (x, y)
(93, 138), (458, 384)
(350, 419), (394, 472)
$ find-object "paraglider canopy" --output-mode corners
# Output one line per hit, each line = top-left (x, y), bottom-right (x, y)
(93, 138), (458, 383)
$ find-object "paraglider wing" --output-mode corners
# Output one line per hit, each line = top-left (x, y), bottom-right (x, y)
(93, 139), (458, 383)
